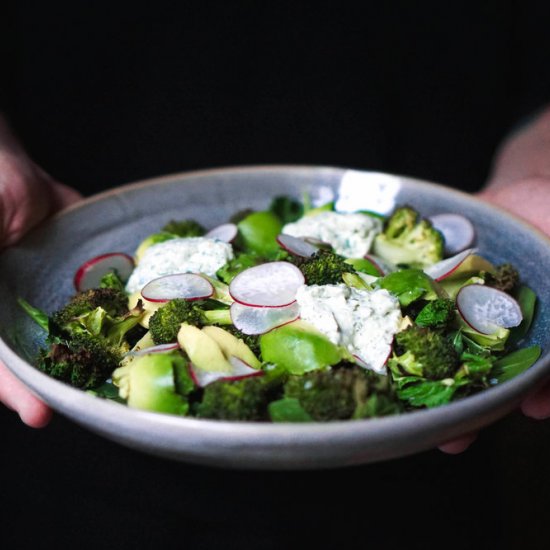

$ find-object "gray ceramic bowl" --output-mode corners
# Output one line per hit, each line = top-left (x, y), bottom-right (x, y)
(1, 166), (549, 470)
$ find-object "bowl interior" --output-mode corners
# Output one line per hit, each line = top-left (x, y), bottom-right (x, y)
(1, 166), (549, 469)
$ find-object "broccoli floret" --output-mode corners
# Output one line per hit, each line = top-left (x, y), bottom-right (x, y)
(149, 299), (232, 344)
(99, 271), (126, 292)
(290, 249), (355, 285)
(390, 325), (459, 380)
(38, 333), (121, 389)
(373, 206), (444, 268)
(52, 288), (129, 329)
(283, 365), (402, 421)
(414, 299), (455, 329)
(162, 219), (205, 237)
(484, 263), (520, 293)
(196, 375), (281, 421)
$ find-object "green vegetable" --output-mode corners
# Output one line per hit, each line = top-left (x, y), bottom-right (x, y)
(161, 219), (205, 237)
(260, 320), (345, 375)
(508, 286), (537, 346)
(484, 263), (520, 293)
(390, 325), (459, 380)
(113, 351), (193, 414)
(18, 298), (49, 332)
(149, 298), (231, 344)
(378, 269), (437, 306)
(344, 257), (383, 277)
(99, 271), (126, 291)
(196, 375), (281, 421)
(373, 206), (444, 268)
(283, 366), (402, 421)
(237, 211), (283, 257)
(414, 299), (455, 329)
(268, 196), (304, 224)
(216, 252), (263, 284)
(268, 397), (313, 422)
(490, 346), (542, 384)
(291, 249), (355, 286)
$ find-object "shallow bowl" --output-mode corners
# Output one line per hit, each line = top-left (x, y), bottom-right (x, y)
(1, 166), (549, 469)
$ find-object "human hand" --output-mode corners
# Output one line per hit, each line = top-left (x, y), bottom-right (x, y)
(439, 105), (550, 454)
(0, 114), (82, 427)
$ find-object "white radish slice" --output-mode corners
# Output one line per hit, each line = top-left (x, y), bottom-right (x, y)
(276, 234), (317, 258)
(128, 343), (180, 357)
(364, 254), (392, 276)
(229, 261), (305, 307)
(456, 284), (523, 334)
(302, 236), (332, 249)
(189, 358), (263, 387)
(230, 301), (300, 335)
(424, 248), (476, 281)
(141, 273), (214, 302)
(429, 213), (475, 255)
(74, 252), (134, 291)
(205, 223), (238, 242)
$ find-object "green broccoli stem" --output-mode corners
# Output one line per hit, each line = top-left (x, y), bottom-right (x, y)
(204, 309), (232, 325)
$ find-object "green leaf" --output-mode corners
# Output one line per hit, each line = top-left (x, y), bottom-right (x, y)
(268, 196), (304, 225)
(378, 269), (436, 306)
(396, 378), (467, 408)
(269, 398), (313, 422)
(18, 298), (50, 332)
(87, 380), (125, 403)
(508, 286), (537, 347)
(490, 345), (542, 384)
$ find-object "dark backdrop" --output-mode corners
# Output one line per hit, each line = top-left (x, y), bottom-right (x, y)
(2, 2), (550, 549)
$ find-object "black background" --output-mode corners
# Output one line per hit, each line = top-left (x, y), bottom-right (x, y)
(2, 2), (550, 548)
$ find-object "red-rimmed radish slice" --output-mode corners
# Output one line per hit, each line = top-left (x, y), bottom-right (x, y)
(128, 343), (180, 357)
(205, 223), (238, 242)
(302, 236), (332, 250)
(429, 213), (475, 255)
(423, 248), (476, 281)
(141, 273), (214, 303)
(276, 234), (317, 258)
(230, 301), (300, 335)
(364, 254), (391, 276)
(189, 358), (263, 387)
(74, 252), (134, 291)
(229, 261), (305, 307)
(456, 284), (522, 334)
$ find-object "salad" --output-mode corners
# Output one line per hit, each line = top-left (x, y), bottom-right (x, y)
(19, 195), (541, 422)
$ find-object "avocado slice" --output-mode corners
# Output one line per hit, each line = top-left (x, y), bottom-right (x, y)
(177, 323), (233, 373)
(113, 351), (191, 415)
(201, 325), (261, 369)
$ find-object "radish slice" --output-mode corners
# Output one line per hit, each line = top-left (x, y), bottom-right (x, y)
(229, 261), (305, 307)
(353, 346), (392, 374)
(302, 236), (332, 249)
(363, 254), (392, 276)
(128, 343), (180, 357)
(276, 234), (317, 258)
(205, 223), (238, 242)
(141, 273), (214, 302)
(429, 213), (475, 255)
(74, 252), (134, 291)
(230, 301), (300, 335)
(456, 284), (523, 334)
(189, 358), (263, 387)
(424, 248), (476, 281)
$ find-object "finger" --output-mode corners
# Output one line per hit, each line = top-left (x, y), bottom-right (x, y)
(48, 180), (83, 211)
(438, 432), (478, 454)
(0, 363), (52, 428)
(521, 380), (550, 420)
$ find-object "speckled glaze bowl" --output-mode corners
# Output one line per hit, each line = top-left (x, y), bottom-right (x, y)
(1, 166), (549, 469)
